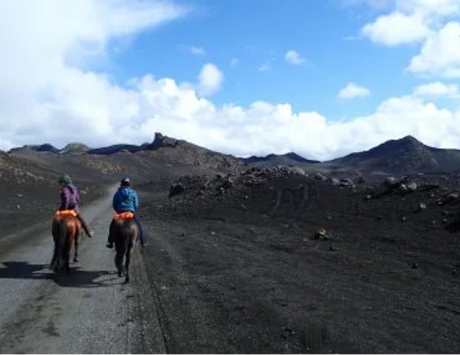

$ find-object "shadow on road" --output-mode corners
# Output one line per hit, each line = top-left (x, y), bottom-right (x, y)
(0, 261), (120, 288)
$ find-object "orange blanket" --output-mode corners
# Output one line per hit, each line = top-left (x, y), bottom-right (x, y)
(54, 209), (78, 218)
(113, 211), (134, 220)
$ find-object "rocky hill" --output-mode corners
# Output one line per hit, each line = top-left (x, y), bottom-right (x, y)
(243, 152), (320, 166)
(328, 135), (460, 173)
(9, 143), (59, 154)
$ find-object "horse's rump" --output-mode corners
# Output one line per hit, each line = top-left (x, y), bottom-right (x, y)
(52, 215), (82, 244)
(111, 217), (139, 282)
(50, 213), (82, 272)
(111, 218), (139, 247)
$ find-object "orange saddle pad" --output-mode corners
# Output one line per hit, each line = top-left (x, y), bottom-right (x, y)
(54, 209), (78, 218)
(113, 211), (134, 220)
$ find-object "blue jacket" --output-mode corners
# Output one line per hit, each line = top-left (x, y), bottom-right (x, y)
(112, 186), (139, 213)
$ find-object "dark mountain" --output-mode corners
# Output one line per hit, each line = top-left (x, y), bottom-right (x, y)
(243, 152), (320, 166)
(141, 133), (180, 151)
(58, 143), (90, 155)
(88, 144), (140, 155)
(328, 135), (460, 173)
(7, 133), (460, 178)
(137, 133), (245, 172)
(8, 143), (59, 154)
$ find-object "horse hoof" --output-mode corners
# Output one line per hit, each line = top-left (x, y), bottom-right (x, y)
(118, 272), (123, 277)
(73, 258), (78, 263)
(125, 277), (130, 283)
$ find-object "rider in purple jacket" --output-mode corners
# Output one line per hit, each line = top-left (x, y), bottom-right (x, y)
(59, 174), (94, 238)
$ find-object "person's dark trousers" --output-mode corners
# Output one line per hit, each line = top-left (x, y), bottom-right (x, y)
(133, 215), (147, 245)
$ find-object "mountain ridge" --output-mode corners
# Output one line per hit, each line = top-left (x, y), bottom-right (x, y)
(7, 133), (460, 175)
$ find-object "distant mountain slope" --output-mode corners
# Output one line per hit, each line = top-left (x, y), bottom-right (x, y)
(243, 152), (320, 166)
(137, 133), (245, 172)
(7, 133), (460, 178)
(88, 144), (140, 155)
(9, 144), (59, 154)
(329, 135), (460, 173)
(59, 143), (90, 155)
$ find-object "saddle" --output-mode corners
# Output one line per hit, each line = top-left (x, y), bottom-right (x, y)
(113, 211), (134, 220)
(54, 209), (78, 218)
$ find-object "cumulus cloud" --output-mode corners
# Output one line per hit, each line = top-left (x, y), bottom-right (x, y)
(361, 12), (431, 46)
(197, 63), (224, 96)
(2, 0), (460, 163)
(285, 50), (306, 65)
(359, 0), (460, 78)
(407, 22), (460, 78)
(395, 0), (460, 18)
(338, 83), (371, 100)
(413, 82), (460, 97)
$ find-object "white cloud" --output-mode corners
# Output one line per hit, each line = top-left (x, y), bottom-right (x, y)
(3, 0), (460, 163)
(413, 82), (459, 97)
(197, 63), (224, 96)
(338, 83), (371, 100)
(407, 22), (460, 78)
(361, 12), (431, 46)
(285, 50), (306, 65)
(359, 0), (460, 78)
(343, 0), (393, 9)
(189, 46), (205, 55)
(395, 0), (460, 18)
(258, 62), (272, 72)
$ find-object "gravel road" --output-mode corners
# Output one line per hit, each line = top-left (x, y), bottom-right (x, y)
(0, 186), (165, 354)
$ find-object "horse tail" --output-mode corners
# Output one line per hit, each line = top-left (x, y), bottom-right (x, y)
(51, 218), (68, 272)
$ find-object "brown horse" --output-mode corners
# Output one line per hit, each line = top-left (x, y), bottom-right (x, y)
(110, 213), (139, 283)
(50, 210), (82, 273)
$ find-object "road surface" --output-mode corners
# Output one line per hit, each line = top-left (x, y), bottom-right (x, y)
(0, 186), (165, 354)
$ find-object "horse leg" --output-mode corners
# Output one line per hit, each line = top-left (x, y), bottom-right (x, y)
(115, 250), (124, 277)
(125, 244), (132, 283)
(63, 240), (70, 273)
(73, 235), (79, 263)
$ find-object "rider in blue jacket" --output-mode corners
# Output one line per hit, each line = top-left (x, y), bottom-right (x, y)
(106, 178), (148, 248)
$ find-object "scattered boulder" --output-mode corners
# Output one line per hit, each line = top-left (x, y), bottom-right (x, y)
(328, 177), (340, 186)
(314, 173), (327, 181)
(314, 228), (331, 240)
(339, 178), (355, 189)
(384, 177), (398, 189)
(169, 183), (185, 197)
(284, 166), (306, 176)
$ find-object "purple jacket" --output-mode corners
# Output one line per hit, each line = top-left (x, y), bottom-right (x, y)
(60, 184), (81, 213)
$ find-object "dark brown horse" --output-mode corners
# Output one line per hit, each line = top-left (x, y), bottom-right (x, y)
(110, 213), (139, 283)
(50, 210), (82, 273)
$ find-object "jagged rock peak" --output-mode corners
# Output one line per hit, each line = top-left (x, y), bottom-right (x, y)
(148, 132), (180, 150)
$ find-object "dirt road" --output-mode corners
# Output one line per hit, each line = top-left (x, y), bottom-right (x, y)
(0, 186), (165, 354)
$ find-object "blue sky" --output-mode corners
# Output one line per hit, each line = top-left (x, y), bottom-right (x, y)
(1, 0), (460, 160)
(109, 0), (422, 118)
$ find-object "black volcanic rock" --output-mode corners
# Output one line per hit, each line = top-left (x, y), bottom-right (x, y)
(142, 132), (180, 151)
